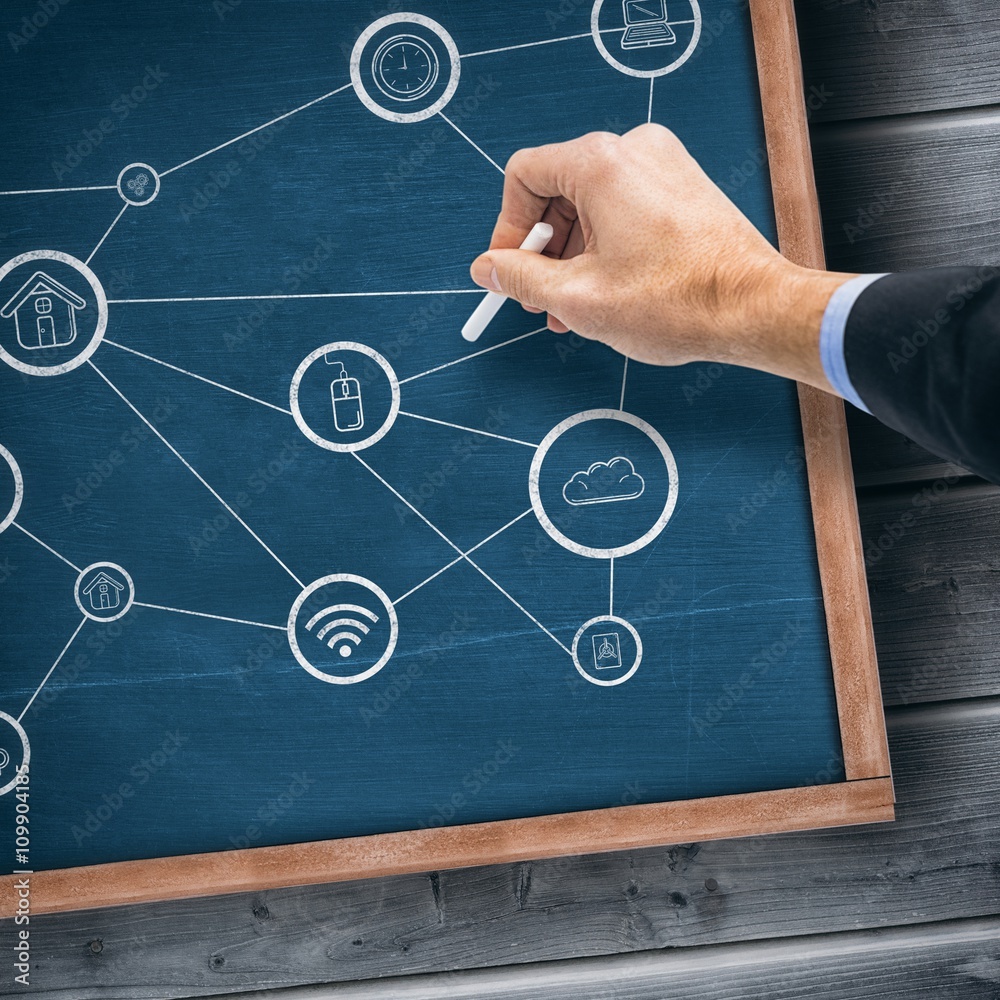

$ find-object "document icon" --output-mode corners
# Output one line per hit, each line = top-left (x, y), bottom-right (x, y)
(592, 632), (623, 670)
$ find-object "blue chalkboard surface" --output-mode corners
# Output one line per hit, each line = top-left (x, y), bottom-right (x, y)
(0, 0), (844, 875)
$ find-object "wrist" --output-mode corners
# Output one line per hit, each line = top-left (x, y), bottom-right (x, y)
(720, 260), (858, 392)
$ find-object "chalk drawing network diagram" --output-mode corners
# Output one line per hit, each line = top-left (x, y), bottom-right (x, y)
(0, 4), (701, 794)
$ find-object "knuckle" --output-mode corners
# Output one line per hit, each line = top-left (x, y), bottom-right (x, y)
(581, 132), (620, 178)
(629, 121), (678, 147)
(503, 261), (528, 302)
(505, 147), (531, 176)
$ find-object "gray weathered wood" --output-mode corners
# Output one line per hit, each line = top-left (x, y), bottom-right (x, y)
(8, 698), (999, 999)
(796, 0), (1000, 122)
(811, 107), (1000, 273)
(860, 480), (1000, 706)
(220, 916), (1000, 998)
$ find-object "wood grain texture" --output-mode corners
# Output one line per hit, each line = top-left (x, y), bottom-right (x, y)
(860, 480), (1000, 707)
(0, 0), (894, 921)
(797, 387), (889, 779)
(750, 0), (889, 783)
(4, 700), (996, 999)
(847, 409), (971, 487)
(222, 917), (1000, 999)
(795, 0), (1000, 122)
(0, 778), (895, 918)
(810, 107), (1000, 273)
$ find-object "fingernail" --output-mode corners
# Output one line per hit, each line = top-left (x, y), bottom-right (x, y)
(471, 258), (501, 293)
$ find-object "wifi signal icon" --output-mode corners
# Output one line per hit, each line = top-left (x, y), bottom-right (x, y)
(305, 604), (379, 659)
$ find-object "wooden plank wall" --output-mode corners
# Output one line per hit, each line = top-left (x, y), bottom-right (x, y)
(6, 2), (1000, 996)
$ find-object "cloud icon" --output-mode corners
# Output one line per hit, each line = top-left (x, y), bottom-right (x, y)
(563, 456), (645, 507)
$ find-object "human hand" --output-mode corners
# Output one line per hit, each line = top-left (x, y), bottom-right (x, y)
(469, 124), (853, 392)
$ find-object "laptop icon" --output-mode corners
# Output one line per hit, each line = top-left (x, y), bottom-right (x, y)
(620, 0), (677, 50)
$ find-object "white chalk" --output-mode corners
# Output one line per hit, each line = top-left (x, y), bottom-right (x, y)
(462, 222), (554, 343)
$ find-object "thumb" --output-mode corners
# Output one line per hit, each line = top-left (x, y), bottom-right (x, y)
(470, 248), (567, 313)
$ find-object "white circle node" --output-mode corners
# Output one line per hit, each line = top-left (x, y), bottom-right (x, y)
(290, 341), (400, 453)
(0, 445), (23, 535)
(287, 574), (399, 685)
(0, 712), (30, 798)
(571, 615), (643, 687)
(529, 408), (679, 560)
(350, 13), (461, 123)
(591, 0), (702, 79)
(117, 162), (160, 206)
(0, 250), (108, 377)
(74, 562), (135, 623)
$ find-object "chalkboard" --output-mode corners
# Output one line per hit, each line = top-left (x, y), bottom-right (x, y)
(0, 0), (892, 915)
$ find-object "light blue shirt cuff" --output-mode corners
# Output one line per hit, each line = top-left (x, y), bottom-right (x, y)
(818, 273), (889, 415)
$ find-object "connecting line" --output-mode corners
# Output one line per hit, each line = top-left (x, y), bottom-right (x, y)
(438, 113), (505, 175)
(399, 411), (538, 449)
(11, 522), (82, 573)
(88, 360), (306, 590)
(85, 203), (129, 267)
(459, 26), (655, 60)
(104, 340), (293, 416)
(0, 184), (117, 197)
(133, 602), (285, 632)
(354, 453), (571, 655)
(648, 78), (655, 125)
(619, 356), (629, 410)
(394, 509), (533, 606)
(400, 326), (546, 384)
(18, 617), (87, 723)
(460, 32), (593, 59)
(106, 290), (482, 305)
(609, 557), (615, 617)
(160, 82), (353, 176)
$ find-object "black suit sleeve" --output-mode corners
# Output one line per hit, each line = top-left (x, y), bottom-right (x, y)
(844, 267), (1000, 484)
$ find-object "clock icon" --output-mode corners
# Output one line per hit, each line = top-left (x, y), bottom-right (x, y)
(372, 34), (440, 103)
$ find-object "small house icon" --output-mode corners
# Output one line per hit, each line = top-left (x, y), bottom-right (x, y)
(0, 271), (87, 351)
(82, 571), (125, 612)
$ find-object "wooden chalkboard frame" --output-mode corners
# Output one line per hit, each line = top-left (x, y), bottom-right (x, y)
(0, 0), (893, 916)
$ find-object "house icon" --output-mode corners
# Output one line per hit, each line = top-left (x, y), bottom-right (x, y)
(0, 271), (87, 351)
(82, 571), (125, 612)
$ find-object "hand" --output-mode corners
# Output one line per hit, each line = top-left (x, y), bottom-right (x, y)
(469, 124), (854, 393)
